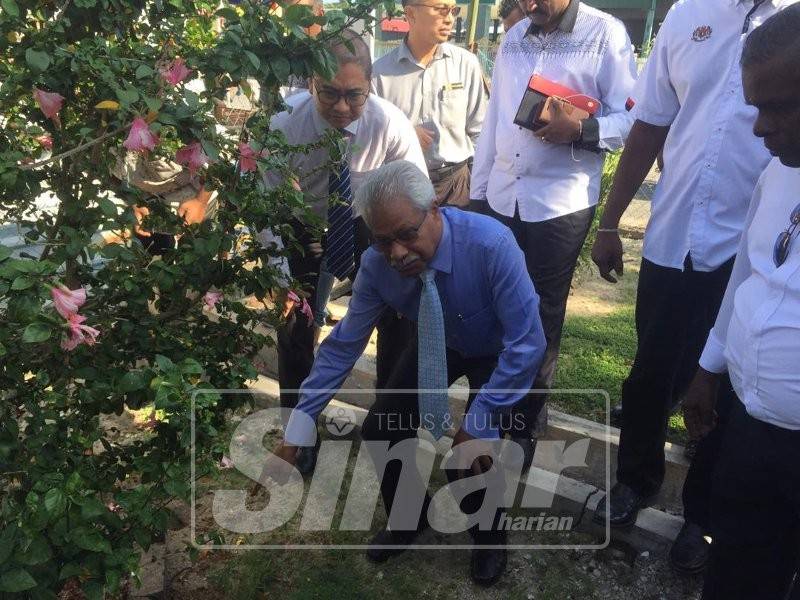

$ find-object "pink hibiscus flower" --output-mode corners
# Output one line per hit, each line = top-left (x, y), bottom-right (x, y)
(51, 284), (87, 319)
(123, 117), (159, 153)
(33, 88), (64, 126)
(203, 290), (223, 309)
(175, 142), (209, 177)
(287, 290), (314, 327)
(61, 313), (101, 351)
(159, 57), (192, 86)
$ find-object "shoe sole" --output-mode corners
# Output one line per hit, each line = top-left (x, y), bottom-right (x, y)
(591, 494), (659, 528)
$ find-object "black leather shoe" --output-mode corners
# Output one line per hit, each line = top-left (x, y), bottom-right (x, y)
(592, 483), (655, 527)
(610, 404), (623, 427)
(366, 528), (420, 563)
(295, 444), (319, 476)
(511, 436), (537, 472)
(470, 548), (507, 587)
(669, 521), (710, 574)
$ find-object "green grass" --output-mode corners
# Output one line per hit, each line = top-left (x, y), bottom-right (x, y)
(553, 305), (688, 443)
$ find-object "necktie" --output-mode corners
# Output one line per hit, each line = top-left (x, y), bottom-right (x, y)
(325, 157), (355, 281)
(417, 269), (450, 440)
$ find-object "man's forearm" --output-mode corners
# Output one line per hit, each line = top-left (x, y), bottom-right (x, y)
(599, 120), (669, 229)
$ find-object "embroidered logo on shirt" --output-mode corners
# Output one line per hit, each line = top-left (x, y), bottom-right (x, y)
(691, 25), (713, 42)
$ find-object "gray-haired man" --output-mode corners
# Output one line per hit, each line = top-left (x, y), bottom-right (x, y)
(271, 160), (546, 586)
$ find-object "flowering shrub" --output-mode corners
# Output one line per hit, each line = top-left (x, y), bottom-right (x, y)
(0, 0), (379, 596)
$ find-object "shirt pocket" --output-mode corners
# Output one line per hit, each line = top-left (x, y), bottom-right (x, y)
(440, 87), (468, 132)
(455, 304), (498, 350)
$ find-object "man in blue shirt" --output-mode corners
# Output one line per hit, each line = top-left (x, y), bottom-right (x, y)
(272, 160), (546, 586)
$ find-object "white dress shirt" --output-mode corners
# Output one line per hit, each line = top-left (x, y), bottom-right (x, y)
(699, 159), (800, 430)
(372, 41), (488, 169)
(266, 91), (428, 219)
(470, 1), (637, 222)
(632, 0), (798, 272)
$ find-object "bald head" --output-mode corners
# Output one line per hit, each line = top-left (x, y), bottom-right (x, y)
(741, 4), (800, 167)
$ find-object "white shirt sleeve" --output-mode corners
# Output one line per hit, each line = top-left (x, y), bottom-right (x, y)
(698, 172), (765, 373)
(630, 9), (681, 127)
(465, 53), (489, 147)
(469, 36), (505, 201)
(385, 109), (429, 176)
(595, 22), (638, 151)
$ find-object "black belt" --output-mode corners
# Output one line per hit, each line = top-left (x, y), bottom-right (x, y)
(429, 160), (469, 183)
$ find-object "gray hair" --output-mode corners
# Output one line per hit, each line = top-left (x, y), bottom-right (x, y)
(352, 160), (436, 227)
(741, 4), (800, 69)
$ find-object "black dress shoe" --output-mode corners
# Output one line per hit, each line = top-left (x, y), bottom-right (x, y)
(592, 483), (655, 527)
(295, 444), (319, 476)
(470, 548), (507, 587)
(511, 436), (537, 472)
(669, 521), (710, 574)
(366, 528), (420, 563)
(610, 404), (623, 427)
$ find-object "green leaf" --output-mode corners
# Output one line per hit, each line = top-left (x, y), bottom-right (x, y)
(244, 51), (260, 70)
(119, 370), (148, 393)
(59, 562), (83, 580)
(0, 342), (5, 358)
(1, 0), (20, 18)
(79, 497), (106, 520)
(98, 197), (118, 217)
(25, 49), (51, 73)
(22, 323), (52, 344)
(43, 489), (66, 518)
(15, 534), (51, 566)
(11, 275), (34, 290)
(115, 86), (140, 106)
(0, 524), (17, 564)
(215, 7), (238, 21)
(135, 64), (154, 79)
(155, 354), (175, 373)
(144, 96), (163, 112)
(0, 568), (37, 593)
(180, 358), (203, 375)
(71, 526), (112, 553)
(269, 55), (291, 82)
(0, 246), (12, 262)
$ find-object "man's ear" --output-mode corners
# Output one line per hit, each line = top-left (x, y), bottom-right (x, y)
(404, 4), (415, 25)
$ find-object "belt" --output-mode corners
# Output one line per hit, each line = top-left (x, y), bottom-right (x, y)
(428, 160), (468, 183)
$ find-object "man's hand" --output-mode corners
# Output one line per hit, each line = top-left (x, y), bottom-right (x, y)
(257, 441), (300, 486)
(178, 197), (208, 225)
(132, 205), (151, 237)
(683, 368), (721, 440)
(451, 427), (494, 477)
(591, 230), (624, 283)
(533, 98), (583, 145)
(415, 126), (435, 152)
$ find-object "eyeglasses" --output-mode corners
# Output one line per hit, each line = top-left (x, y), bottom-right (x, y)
(409, 3), (461, 17)
(773, 202), (800, 267)
(371, 212), (428, 250)
(315, 88), (370, 107)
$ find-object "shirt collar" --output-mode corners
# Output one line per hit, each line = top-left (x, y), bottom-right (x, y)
(427, 208), (453, 275)
(526, 0), (580, 36)
(397, 38), (451, 65)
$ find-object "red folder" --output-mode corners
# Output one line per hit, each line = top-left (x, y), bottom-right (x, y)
(528, 75), (599, 115)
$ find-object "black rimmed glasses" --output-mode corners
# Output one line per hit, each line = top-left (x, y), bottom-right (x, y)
(370, 211), (428, 251)
(773, 202), (800, 267)
(409, 3), (461, 17)
(315, 88), (370, 107)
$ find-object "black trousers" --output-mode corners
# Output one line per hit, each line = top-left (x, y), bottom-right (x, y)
(617, 256), (734, 500)
(702, 398), (800, 600)
(360, 337), (507, 544)
(489, 205), (596, 436)
(277, 221), (413, 413)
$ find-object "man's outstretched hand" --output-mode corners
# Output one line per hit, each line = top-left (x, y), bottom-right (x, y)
(257, 441), (300, 486)
(683, 368), (721, 440)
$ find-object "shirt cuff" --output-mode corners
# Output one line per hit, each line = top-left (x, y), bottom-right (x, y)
(462, 397), (501, 440)
(576, 117), (601, 152)
(284, 408), (318, 447)
(698, 330), (728, 374)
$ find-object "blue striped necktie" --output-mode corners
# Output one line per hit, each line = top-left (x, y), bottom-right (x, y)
(417, 269), (450, 440)
(326, 153), (355, 281)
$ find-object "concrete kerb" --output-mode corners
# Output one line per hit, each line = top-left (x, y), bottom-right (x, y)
(242, 374), (684, 555)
